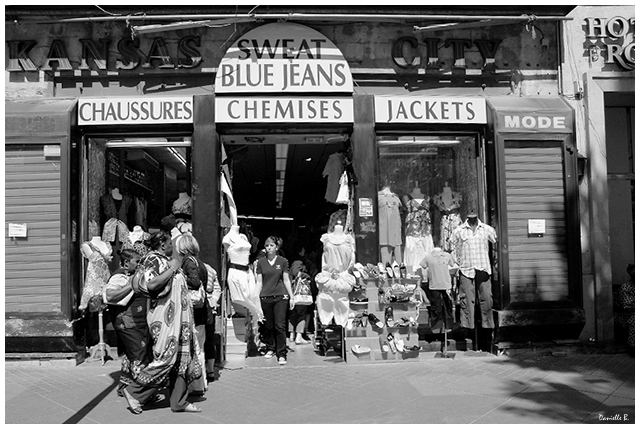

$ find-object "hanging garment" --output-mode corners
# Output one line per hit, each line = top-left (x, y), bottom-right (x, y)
(102, 219), (131, 246)
(223, 232), (263, 320)
(433, 191), (463, 252)
(403, 198), (434, 269)
(322, 152), (345, 203)
(378, 191), (403, 246)
(328, 209), (347, 233)
(79, 240), (113, 311)
(335, 172), (350, 205)
(133, 197), (147, 230)
(220, 172), (238, 226)
(101, 194), (132, 223)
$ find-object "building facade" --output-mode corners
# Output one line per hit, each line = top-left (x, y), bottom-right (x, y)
(7, 6), (611, 357)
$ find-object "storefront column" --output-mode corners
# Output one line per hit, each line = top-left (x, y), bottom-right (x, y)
(352, 94), (378, 264)
(192, 94), (221, 273)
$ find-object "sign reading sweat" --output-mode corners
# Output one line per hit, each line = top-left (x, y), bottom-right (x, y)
(374, 96), (487, 124)
(215, 23), (353, 123)
(78, 97), (194, 125)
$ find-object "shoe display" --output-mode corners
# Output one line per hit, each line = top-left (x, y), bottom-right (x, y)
(278, 357), (287, 365)
(377, 262), (387, 277)
(353, 311), (368, 328)
(394, 335), (406, 353)
(367, 313), (384, 329)
(354, 262), (369, 279)
(384, 306), (394, 327)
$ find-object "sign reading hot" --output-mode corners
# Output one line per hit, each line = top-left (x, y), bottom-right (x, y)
(584, 16), (635, 70)
(215, 23), (354, 123)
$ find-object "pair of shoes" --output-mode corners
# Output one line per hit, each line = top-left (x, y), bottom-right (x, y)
(404, 345), (421, 352)
(278, 357), (287, 365)
(173, 403), (202, 413)
(353, 311), (368, 328)
(385, 262), (395, 278)
(145, 393), (166, 405)
(387, 333), (398, 354)
(351, 345), (371, 355)
(377, 262), (388, 277)
(367, 313), (384, 329)
(123, 388), (142, 415)
(400, 264), (407, 278)
(263, 350), (275, 359)
(392, 261), (401, 278)
(385, 306), (394, 327)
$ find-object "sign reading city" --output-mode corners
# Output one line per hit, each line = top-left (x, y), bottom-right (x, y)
(215, 23), (353, 94)
(78, 97), (194, 125)
(374, 96), (487, 124)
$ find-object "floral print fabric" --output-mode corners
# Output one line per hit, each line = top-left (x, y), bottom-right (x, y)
(79, 241), (112, 311)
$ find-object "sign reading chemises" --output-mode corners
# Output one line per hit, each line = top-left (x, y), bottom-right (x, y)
(214, 23), (353, 123)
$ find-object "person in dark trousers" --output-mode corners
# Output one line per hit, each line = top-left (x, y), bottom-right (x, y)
(255, 236), (295, 365)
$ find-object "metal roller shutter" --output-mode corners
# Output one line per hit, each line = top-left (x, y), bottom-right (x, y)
(5, 144), (61, 313)
(504, 142), (569, 303)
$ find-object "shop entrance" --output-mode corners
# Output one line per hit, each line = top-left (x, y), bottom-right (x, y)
(220, 132), (352, 366)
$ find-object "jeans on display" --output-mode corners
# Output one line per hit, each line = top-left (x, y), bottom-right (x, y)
(458, 271), (494, 329)
(260, 295), (289, 358)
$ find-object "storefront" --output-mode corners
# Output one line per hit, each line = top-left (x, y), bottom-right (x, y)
(560, 6), (635, 345)
(6, 6), (584, 358)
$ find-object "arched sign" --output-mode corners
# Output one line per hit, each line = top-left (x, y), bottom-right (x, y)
(215, 23), (353, 94)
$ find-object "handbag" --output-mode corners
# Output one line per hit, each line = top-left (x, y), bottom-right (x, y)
(186, 256), (206, 309)
(292, 273), (313, 306)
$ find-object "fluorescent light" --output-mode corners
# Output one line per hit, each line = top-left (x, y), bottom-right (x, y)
(168, 147), (187, 166)
(237, 215), (294, 221)
(106, 140), (192, 148)
(378, 139), (461, 146)
(275, 158), (287, 171)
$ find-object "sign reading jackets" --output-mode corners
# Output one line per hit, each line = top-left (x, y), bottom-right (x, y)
(214, 23), (354, 123)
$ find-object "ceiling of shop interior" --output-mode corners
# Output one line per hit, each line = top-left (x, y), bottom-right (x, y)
(221, 134), (345, 221)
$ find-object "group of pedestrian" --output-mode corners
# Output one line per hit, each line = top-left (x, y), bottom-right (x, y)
(103, 229), (220, 415)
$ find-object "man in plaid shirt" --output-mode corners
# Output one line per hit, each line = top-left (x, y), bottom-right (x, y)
(451, 213), (497, 333)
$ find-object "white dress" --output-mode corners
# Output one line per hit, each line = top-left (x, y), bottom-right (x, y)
(314, 232), (356, 327)
(223, 233), (263, 320)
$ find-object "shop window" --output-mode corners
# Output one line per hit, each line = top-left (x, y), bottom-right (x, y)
(84, 138), (191, 272)
(376, 135), (479, 272)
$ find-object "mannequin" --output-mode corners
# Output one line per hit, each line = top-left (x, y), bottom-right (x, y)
(450, 212), (497, 349)
(223, 225), (263, 322)
(419, 246), (457, 331)
(434, 183), (462, 252)
(410, 182), (424, 200)
(378, 185), (402, 264)
(129, 225), (145, 244)
(172, 191), (193, 234)
(315, 222), (356, 327)
(79, 237), (113, 311)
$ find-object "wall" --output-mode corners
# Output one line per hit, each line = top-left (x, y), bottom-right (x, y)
(559, 5), (635, 342)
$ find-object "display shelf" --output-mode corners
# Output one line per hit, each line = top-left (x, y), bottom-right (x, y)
(344, 276), (422, 363)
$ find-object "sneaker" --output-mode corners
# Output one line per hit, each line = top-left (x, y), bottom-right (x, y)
(264, 350), (275, 359)
(278, 357), (287, 365)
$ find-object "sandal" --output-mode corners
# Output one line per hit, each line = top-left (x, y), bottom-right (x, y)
(123, 388), (142, 415)
(392, 261), (401, 278)
(385, 262), (395, 278)
(387, 333), (397, 354)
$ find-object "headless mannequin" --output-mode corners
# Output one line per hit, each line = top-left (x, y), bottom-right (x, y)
(410, 182), (424, 201)
(331, 224), (345, 237)
(173, 192), (190, 209)
(467, 214), (478, 232)
(129, 225), (144, 244)
(81, 236), (110, 258)
(440, 182), (453, 207)
(380, 186), (392, 195)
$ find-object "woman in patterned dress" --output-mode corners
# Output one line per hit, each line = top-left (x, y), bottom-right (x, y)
(122, 231), (202, 414)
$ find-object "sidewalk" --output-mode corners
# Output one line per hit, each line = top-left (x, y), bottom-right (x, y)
(4, 348), (635, 424)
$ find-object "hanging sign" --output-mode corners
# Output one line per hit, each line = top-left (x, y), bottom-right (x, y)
(78, 97), (194, 125)
(215, 23), (353, 94)
(215, 96), (353, 123)
(374, 96), (487, 124)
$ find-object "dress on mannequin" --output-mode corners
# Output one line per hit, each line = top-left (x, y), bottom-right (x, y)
(433, 184), (462, 252)
(129, 225), (149, 257)
(403, 189), (434, 273)
(314, 224), (356, 327)
(172, 192), (193, 234)
(79, 237), (113, 311)
(378, 186), (402, 264)
(222, 225), (264, 321)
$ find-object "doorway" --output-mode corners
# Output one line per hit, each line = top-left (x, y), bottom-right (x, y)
(221, 132), (351, 365)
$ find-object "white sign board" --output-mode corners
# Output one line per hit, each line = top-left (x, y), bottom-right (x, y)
(528, 219), (546, 235)
(78, 97), (194, 125)
(375, 96), (487, 124)
(215, 23), (353, 94)
(215, 97), (353, 123)
(8, 223), (27, 238)
(359, 198), (373, 217)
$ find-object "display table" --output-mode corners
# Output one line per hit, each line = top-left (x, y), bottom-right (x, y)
(344, 278), (421, 363)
